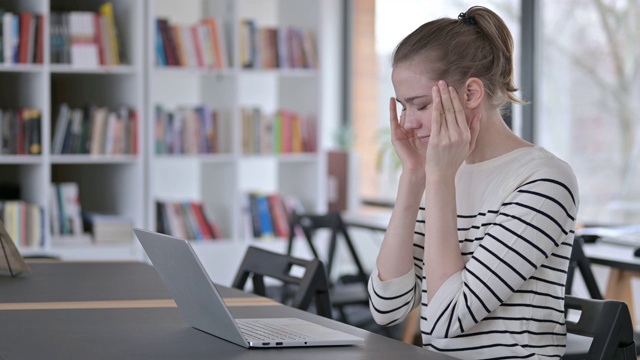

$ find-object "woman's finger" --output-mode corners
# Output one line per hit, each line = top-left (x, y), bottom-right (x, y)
(448, 86), (468, 130)
(389, 97), (403, 136)
(437, 81), (456, 132)
(431, 85), (443, 138)
(389, 97), (398, 127)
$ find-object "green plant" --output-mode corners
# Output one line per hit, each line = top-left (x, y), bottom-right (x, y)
(375, 128), (401, 173)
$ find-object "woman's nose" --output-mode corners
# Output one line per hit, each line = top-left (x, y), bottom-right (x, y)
(403, 113), (421, 130)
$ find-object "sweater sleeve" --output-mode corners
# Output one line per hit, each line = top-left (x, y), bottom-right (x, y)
(425, 161), (579, 339)
(368, 206), (425, 327)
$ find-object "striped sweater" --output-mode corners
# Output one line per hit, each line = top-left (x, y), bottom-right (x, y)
(369, 147), (579, 360)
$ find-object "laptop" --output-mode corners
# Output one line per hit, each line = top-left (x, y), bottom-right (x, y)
(578, 225), (640, 247)
(134, 228), (365, 348)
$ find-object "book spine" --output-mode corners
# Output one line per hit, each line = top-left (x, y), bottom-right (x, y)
(99, 2), (119, 65)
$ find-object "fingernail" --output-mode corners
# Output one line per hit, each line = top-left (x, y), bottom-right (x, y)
(439, 80), (447, 88)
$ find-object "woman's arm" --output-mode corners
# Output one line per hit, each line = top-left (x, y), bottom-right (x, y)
(423, 82), (480, 301)
(376, 170), (425, 280)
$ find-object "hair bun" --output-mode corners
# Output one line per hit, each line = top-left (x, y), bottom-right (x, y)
(458, 12), (477, 26)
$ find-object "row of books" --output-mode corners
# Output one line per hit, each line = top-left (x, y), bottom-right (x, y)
(49, 181), (134, 245)
(155, 17), (228, 69)
(154, 105), (219, 155)
(0, 108), (41, 155)
(239, 19), (317, 69)
(49, 182), (83, 237)
(241, 108), (317, 155)
(156, 201), (222, 241)
(50, 2), (121, 66)
(244, 192), (303, 240)
(0, 11), (44, 64)
(52, 103), (138, 155)
(0, 200), (44, 249)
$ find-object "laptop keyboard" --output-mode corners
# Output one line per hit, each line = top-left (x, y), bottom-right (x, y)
(236, 319), (311, 342)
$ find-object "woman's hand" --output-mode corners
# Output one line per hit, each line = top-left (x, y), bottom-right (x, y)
(388, 97), (428, 173)
(426, 81), (480, 179)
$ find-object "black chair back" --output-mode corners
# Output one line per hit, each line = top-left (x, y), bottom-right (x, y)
(287, 211), (367, 283)
(232, 246), (333, 318)
(565, 295), (636, 360)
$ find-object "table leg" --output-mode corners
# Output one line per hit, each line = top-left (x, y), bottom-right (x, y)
(605, 268), (637, 329)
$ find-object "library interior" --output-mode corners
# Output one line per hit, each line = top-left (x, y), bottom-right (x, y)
(1, 0), (639, 359)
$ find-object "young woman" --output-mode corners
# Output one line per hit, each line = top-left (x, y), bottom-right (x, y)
(368, 6), (579, 359)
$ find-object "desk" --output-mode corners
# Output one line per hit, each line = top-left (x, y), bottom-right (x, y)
(0, 261), (454, 360)
(583, 242), (640, 328)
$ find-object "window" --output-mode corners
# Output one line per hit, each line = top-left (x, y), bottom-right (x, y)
(351, 0), (522, 201)
(536, 0), (640, 225)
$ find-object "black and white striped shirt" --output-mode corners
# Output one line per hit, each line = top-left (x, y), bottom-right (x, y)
(369, 147), (579, 360)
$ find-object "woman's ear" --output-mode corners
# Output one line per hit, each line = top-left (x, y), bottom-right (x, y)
(463, 77), (484, 109)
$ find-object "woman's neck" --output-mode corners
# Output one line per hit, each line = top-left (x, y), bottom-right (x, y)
(466, 109), (533, 164)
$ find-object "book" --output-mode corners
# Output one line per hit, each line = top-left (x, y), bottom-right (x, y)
(55, 182), (84, 236)
(154, 19), (166, 66)
(99, 2), (120, 65)
(90, 107), (108, 154)
(69, 11), (99, 67)
(268, 193), (290, 238)
(247, 193), (262, 238)
(181, 202), (202, 240)
(203, 18), (224, 69)
(255, 194), (274, 238)
(18, 12), (33, 64)
(49, 184), (61, 236)
(52, 104), (70, 154)
(83, 212), (133, 243)
(189, 24), (204, 67)
(190, 202), (213, 240)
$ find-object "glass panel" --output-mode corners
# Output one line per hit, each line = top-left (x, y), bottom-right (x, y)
(357, 0), (521, 201)
(537, 0), (640, 224)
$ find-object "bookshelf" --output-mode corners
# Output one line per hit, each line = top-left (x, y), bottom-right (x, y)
(0, 0), (341, 269)
(147, 0), (327, 260)
(0, 0), (145, 260)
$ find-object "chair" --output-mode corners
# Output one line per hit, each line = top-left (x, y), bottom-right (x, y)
(564, 295), (636, 359)
(231, 245), (333, 318)
(565, 236), (640, 359)
(286, 211), (370, 323)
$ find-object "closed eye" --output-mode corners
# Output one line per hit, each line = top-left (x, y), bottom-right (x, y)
(417, 103), (430, 111)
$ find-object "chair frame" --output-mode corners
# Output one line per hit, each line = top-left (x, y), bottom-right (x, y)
(565, 295), (636, 360)
(232, 245), (333, 318)
(286, 211), (375, 326)
(565, 235), (638, 359)
(286, 211), (368, 284)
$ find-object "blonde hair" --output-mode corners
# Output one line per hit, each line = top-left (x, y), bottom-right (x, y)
(392, 6), (523, 109)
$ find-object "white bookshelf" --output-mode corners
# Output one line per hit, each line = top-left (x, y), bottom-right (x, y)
(147, 0), (327, 252)
(0, 0), (342, 267)
(0, 0), (145, 260)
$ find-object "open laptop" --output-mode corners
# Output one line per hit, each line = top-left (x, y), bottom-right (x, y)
(578, 225), (640, 247)
(134, 228), (365, 348)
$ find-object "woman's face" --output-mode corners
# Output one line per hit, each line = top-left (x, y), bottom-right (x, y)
(391, 60), (440, 143)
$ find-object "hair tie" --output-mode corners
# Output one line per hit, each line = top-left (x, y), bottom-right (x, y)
(458, 12), (477, 26)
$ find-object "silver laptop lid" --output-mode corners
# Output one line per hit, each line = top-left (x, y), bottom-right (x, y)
(134, 228), (249, 348)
